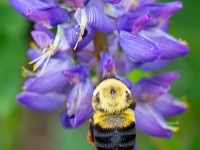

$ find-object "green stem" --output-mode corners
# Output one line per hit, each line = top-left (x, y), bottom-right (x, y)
(93, 32), (108, 60)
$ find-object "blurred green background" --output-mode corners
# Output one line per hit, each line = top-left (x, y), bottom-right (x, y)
(0, 0), (200, 150)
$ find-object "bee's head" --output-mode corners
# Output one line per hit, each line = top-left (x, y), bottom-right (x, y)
(92, 78), (136, 113)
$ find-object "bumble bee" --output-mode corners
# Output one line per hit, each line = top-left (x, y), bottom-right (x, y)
(88, 77), (136, 150)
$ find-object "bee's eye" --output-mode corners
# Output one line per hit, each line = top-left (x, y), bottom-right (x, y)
(126, 91), (132, 100)
(96, 92), (99, 99)
(95, 92), (100, 103)
(126, 91), (129, 98)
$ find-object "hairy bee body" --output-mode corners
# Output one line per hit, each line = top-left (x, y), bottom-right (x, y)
(88, 78), (136, 150)
(91, 109), (136, 150)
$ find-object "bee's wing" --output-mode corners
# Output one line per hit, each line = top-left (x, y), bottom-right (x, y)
(87, 118), (94, 143)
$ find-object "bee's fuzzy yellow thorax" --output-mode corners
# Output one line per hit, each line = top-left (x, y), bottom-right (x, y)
(92, 78), (133, 113)
(93, 108), (135, 129)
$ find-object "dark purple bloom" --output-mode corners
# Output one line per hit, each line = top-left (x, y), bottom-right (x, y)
(61, 64), (94, 128)
(9, 0), (70, 28)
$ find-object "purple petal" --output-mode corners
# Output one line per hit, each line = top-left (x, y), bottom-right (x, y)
(151, 71), (180, 84)
(135, 103), (173, 138)
(17, 91), (67, 111)
(117, 13), (152, 33)
(86, 5), (116, 32)
(141, 28), (189, 59)
(63, 64), (90, 84)
(119, 0), (139, 11)
(25, 6), (70, 28)
(103, 0), (121, 4)
(76, 51), (95, 67)
(61, 79), (93, 128)
(60, 108), (73, 128)
(119, 31), (161, 62)
(152, 94), (187, 117)
(131, 14), (153, 34)
(25, 59), (71, 93)
(64, 24), (94, 50)
(27, 49), (42, 60)
(116, 76), (133, 90)
(132, 77), (169, 103)
(71, 80), (93, 127)
(34, 24), (55, 38)
(140, 2), (183, 28)
(9, 0), (49, 14)
(108, 35), (119, 57)
(31, 30), (52, 49)
(31, 24), (56, 49)
(139, 59), (171, 71)
(115, 53), (136, 73)
(99, 52), (116, 77)
(139, 0), (155, 7)
(160, 21), (170, 31)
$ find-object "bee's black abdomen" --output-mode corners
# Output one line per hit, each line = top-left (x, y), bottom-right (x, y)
(93, 123), (136, 150)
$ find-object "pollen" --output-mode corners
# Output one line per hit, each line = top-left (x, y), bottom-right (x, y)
(73, 8), (87, 51)
(73, 31), (83, 50)
(165, 122), (180, 133)
(29, 41), (37, 49)
(171, 127), (180, 133)
(28, 25), (62, 74)
(21, 86), (25, 90)
(179, 39), (189, 46)
(21, 66), (35, 78)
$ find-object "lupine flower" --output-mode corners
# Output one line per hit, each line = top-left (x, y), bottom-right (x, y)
(10, 0), (189, 141)
(61, 64), (93, 128)
(133, 72), (187, 137)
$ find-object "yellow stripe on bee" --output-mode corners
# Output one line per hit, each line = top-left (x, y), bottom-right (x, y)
(93, 109), (135, 129)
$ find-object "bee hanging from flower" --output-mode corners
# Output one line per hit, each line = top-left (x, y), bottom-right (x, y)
(88, 75), (136, 150)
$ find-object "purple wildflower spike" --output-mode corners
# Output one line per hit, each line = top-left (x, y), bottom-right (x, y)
(10, 0), (189, 140)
